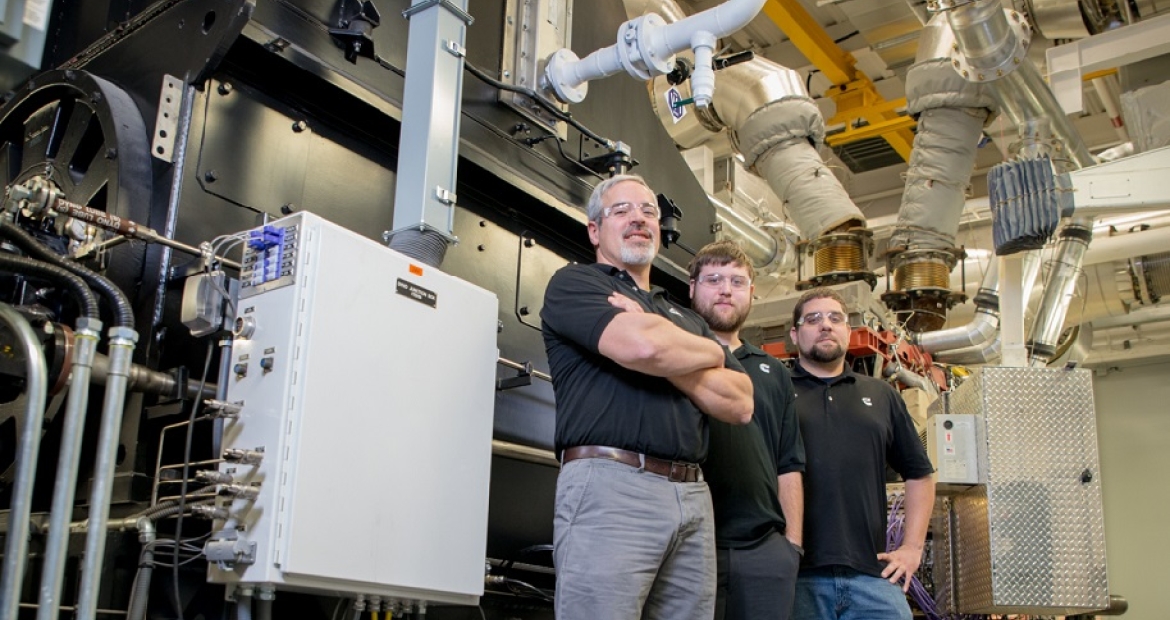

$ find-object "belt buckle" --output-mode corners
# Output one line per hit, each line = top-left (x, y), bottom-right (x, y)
(668, 462), (694, 482)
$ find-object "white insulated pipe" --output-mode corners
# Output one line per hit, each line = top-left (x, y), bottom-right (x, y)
(545, 0), (766, 105)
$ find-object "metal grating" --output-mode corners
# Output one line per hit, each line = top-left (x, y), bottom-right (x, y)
(1141, 250), (1170, 301)
(830, 135), (907, 173)
(946, 367), (1109, 615)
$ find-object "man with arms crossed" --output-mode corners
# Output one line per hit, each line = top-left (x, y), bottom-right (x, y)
(541, 175), (754, 619)
(788, 288), (935, 620)
(689, 240), (806, 620)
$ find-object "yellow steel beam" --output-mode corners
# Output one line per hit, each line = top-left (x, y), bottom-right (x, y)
(762, 0), (856, 84)
(825, 115), (917, 147)
(762, 0), (915, 160)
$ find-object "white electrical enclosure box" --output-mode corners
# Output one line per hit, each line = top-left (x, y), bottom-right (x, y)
(925, 413), (981, 490)
(207, 212), (498, 605)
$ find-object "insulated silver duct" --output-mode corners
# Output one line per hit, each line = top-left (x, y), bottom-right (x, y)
(736, 93), (864, 241)
(641, 0), (862, 274)
(890, 14), (996, 253)
(886, 14), (997, 331)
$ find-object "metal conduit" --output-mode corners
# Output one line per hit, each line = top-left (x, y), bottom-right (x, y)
(0, 305), (50, 620)
(35, 318), (102, 620)
(76, 327), (139, 620)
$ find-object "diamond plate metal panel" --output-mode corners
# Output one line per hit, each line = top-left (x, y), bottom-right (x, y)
(931, 498), (957, 615)
(953, 487), (994, 611)
(947, 367), (1109, 615)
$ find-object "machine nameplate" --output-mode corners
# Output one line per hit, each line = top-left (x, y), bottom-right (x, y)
(396, 278), (437, 308)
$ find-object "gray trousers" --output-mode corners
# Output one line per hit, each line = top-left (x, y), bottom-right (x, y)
(715, 530), (802, 620)
(553, 457), (716, 620)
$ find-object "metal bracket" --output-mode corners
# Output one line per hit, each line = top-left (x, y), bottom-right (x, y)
(435, 186), (458, 205)
(152, 74), (183, 163)
(497, 361), (533, 391)
(402, 0), (474, 26)
(442, 39), (466, 58)
(204, 536), (257, 569)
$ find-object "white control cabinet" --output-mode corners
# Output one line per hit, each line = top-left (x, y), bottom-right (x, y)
(207, 212), (498, 605)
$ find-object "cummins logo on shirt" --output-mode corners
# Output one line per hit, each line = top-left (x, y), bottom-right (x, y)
(668, 307), (683, 317)
(862, 397), (872, 406)
(759, 363), (771, 373)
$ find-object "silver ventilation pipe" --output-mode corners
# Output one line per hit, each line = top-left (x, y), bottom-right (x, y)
(919, 249), (1043, 357)
(710, 196), (781, 270)
(1027, 221), (1093, 363)
(935, 333), (1002, 364)
(942, 0), (1095, 169)
(0, 305), (49, 620)
(915, 257), (1000, 353)
(941, 0), (1098, 363)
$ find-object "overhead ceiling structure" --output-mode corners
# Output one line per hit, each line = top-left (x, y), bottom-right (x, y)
(677, 0), (1142, 219)
(671, 0), (1170, 370)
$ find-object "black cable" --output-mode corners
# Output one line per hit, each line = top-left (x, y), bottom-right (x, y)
(670, 240), (698, 257)
(462, 59), (616, 151)
(0, 252), (100, 317)
(513, 233), (543, 334)
(833, 30), (860, 44)
(522, 134), (604, 180)
(0, 219), (134, 327)
(502, 577), (554, 603)
(170, 343), (215, 620)
(806, 69), (820, 95)
(373, 53), (406, 78)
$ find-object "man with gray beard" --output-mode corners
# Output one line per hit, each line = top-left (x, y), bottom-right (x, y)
(787, 288), (934, 620)
(541, 174), (754, 620)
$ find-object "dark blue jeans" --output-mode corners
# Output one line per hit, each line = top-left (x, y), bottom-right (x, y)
(793, 566), (912, 620)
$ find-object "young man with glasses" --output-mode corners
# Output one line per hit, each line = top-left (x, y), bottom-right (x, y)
(541, 174), (753, 620)
(787, 288), (935, 620)
(688, 240), (806, 620)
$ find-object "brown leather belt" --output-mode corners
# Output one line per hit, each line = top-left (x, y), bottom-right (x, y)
(561, 445), (702, 483)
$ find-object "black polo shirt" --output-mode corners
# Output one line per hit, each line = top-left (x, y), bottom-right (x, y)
(704, 343), (805, 548)
(541, 263), (742, 463)
(790, 361), (934, 577)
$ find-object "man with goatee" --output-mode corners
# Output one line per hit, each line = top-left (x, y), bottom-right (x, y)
(787, 288), (935, 620)
(541, 175), (753, 620)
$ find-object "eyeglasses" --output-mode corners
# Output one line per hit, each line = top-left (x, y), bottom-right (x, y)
(602, 202), (660, 220)
(797, 311), (847, 326)
(695, 273), (751, 290)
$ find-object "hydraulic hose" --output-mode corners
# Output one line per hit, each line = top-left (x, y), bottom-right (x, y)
(0, 219), (134, 327)
(0, 304), (50, 620)
(0, 252), (100, 318)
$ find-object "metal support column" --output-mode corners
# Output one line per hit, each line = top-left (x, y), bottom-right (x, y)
(390, 0), (473, 241)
